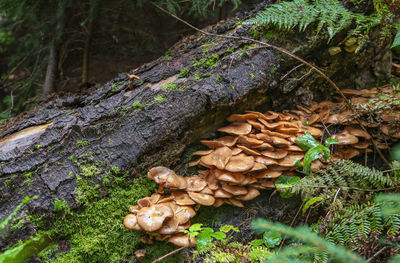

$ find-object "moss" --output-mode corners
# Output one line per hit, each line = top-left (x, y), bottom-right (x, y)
(193, 54), (220, 69)
(161, 83), (177, 91)
(76, 140), (89, 148)
(152, 95), (166, 103)
(194, 72), (202, 82)
(215, 73), (222, 83)
(34, 144), (41, 150)
(132, 101), (145, 111)
(39, 176), (158, 263)
(178, 67), (190, 78)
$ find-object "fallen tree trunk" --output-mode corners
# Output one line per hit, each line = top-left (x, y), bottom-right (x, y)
(0, 2), (393, 250)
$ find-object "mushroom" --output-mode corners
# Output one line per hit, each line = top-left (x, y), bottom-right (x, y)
(175, 206), (196, 224)
(201, 136), (238, 148)
(148, 166), (177, 183)
(237, 145), (261, 156)
(214, 169), (245, 184)
(331, 132), (359, 145)
(169, 233), (195, 247)
(193, 149), (214, 156)
(188, 192), (215, 206)
(222, 185), (248, 195)
(279, 154), (304, 167)
(344, 127), (371, 140)
(186, 176), (207, 192)
(255, 156), (278, 166)
(226, 198), (245, 207)
(225, 153), (255, 172)
(261, 149), (288, 159)
(158, 216), (180, 234)
(214, 189), (233, 198)
(236, 188), (260, 201)
(200, 146), (232, 170)
(217, 122), (252, 135)
(227, 113), (258, 122)
(124, 214), (142, 230)
(137, 204), (174, 232)
(172, 191), (196, 205)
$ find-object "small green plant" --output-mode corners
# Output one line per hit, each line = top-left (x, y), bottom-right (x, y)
(295, 132), (338, 174)
(34, 144), (41, 150)
(189, 224), (272, 263)
(193, 54), (220, 69)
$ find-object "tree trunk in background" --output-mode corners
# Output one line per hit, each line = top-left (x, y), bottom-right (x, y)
(40, 0), (68, 100)
(81, 18), (94, 85)
(0, 2), (393, 250)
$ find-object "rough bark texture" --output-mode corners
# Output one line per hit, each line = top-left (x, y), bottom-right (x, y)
(0, 2), (392, 250)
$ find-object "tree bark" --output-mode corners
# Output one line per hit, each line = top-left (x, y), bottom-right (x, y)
(0, 3), (393, 250)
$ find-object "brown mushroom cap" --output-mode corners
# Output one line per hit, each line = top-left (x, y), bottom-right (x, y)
(227, 113), (258, 122)
(214, 189), (233, 198)
(253, 170), (282, 179)
(279, 154), (304, 167)
(332, 132), (359, 145)
(175, 206), (196, 225)
(148, 166), (176, 184)
(168, 233), (196, 247)
(238, 135), (264, 146)
(213, 198), (226, 207)
(201, 136), (238, 148)
(261, 149), (288, 159)
(214, 169), (245, 184)
(344, 127), (371, 140)
(185, 176), (207, 192)
(250, 162), (268, 172)
(172, 191), (196, 205)
(200, 146), (232, 170)
(237, 145), (261, 156)
(165, 173), (187, 189)
(129, 205), (140, 214)
(217, 122), (252, 135)
(247, 120), (265, 130)
(158, 216), (180, 235)
(188, 192), (215, 206)
(255, 156), (278, 166)
(231, 148), (243, 155)
(124, 214), (142, 230)
(236, 188), (260, 201)
(222, 185), (248, 195)
(226, 198), (245, 207)
(225, 153), (255, 172)
(137, 204), (173, 232)
(193, 149), (214, 156)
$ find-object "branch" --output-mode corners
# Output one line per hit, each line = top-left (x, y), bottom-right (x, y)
(151, 2), (391, 167)
(151, 246), (186, 263)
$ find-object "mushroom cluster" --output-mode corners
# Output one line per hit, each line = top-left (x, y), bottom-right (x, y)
(125, 87), (399, 247)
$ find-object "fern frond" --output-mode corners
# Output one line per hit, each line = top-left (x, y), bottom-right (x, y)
(244, 0), (380, 41)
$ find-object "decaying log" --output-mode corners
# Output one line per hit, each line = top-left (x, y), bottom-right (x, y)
(0, 2), (393, 249)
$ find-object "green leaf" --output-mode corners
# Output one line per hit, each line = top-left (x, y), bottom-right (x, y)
(249, 239), (264, 246)
(263, 231), (282, 248)
(325, 137), (338, 147)
(302, 197), (323, 214)
(189, 223), (203, 232)
(275, 175), (300, 198)
(196, 231), (213, 250)
(391, 30), (400, 49)
(219, 225), (239, 233)
(295, 133), (319, 150)
(303, 145), (328, 174)
(211, 231), (226, 240)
